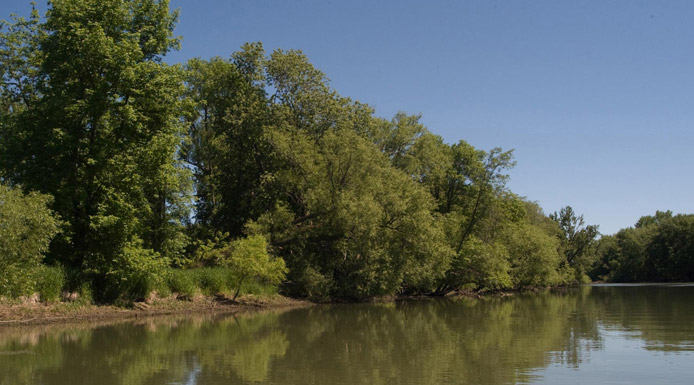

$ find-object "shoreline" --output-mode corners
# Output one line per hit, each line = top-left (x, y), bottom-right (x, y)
(0, 294), (312, 327)
(0, 285), (586, 327)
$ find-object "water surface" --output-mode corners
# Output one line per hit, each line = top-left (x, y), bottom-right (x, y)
(2, 284), (694, 384)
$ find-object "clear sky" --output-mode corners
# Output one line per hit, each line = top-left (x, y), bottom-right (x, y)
(3, 0), (694, 234)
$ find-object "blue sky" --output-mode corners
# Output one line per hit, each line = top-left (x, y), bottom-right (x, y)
(3, 0), (693, 234)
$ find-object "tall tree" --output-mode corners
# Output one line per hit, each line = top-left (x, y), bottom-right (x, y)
(550, 206), (599, 281)
(0, 0), (189, 297)
(0, 4), (42, 182)
(185, 43), (274, 237)
(243, 49), (452, 300)
(431, 142), (517, 294)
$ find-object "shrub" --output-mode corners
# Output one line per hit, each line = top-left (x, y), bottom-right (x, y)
(196, 268), (227, 295)
(163, 266), (282, 300)
(166, 269), (197, 299)
(294, 266), (332, 302)
(97, 240), (169, 303)
(0, 183), (61, 298)
(35, 265), (65, 303)
(77, 283), (94, 305)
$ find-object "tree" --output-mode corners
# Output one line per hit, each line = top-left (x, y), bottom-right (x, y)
(215, 235), (287, 300)
(645, 214), (694, 281)
(238, 49), (453, 300)
(0, 182), (60, 297)
(0, 0), (190, 297)
(503, 221), (563, 287)
(248, 126), (452, 300)
(609, 226), (652, 282)
(635, 210), (673, 229)
(431, 142), (517, 294)
(185, 44), (275, 238)
(0, 4), (42, 182)
(445, 235), (512, 290)
(550, 206), (599, 281)
(591, 212), (694, 283)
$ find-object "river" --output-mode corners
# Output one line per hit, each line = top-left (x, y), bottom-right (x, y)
(1, 284), (693, 384)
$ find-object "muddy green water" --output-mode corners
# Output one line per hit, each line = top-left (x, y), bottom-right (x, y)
(2, 284), (694, 385)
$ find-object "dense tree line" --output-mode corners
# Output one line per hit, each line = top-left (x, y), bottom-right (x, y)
(0, 0), (601, 302)
(592, 211), (694, 282)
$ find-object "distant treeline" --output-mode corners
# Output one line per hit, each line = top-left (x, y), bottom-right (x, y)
(0, 0), (614, 303)
(592, 211), (694, 282)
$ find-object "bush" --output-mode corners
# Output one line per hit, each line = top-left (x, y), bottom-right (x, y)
(0, 183), (61, 298)
(162, 266), (284, 301)
(504, 222), (563, 288)
(240, 278), (279, 296)
(166, 269), (197, 299)
(76, 283), (94, 305)
(35, 265), (65, 303)
(294, 266), (332, 302)
(97, 240), (169, 303)
(215, 235), (287, 300)
(196, 268), (227, 295)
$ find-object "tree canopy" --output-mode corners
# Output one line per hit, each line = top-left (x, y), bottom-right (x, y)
(593, 211), (694, 283)
(0, 0), (619, 302)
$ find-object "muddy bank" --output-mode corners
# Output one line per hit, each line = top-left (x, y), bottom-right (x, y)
(0, 294), (311, 327)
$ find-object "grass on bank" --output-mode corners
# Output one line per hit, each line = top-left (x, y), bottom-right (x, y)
(0, 266), (279, 306)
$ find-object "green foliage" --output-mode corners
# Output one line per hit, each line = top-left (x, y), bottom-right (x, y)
(429, 146), (518, 295)
(35, 265), (66, 303)
(636, 210), (673, 229)
(644, 215), (694, 281)
(504, 222), (563, 287)
(214, 235), (287, 300)
(453, 236), (512, 290)
(0, 183), (61, 298)
(184, 48), (274, 237)
(163, 266), (281, 299)
(292, 266), (333, 302)
(0, 0), (189, 298)
(95, 240), (169, 303)
(592, 211), (694, 283)
(228, 49), (453, 300)
(166, 269), (197, 299)
(0, 2), (617, 302)
(181, 232), (230, 268)
(250, 126), (451, 299)
(187, 45), (585, 299)
(550, 206), (600, 280)
(195, 267), (228, 295)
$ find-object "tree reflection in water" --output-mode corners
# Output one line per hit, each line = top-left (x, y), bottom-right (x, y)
(1, 285), (694, 385)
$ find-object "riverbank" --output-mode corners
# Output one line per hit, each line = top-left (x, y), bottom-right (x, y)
(0, 286), (574, 327)
(0, 293), (311, 326)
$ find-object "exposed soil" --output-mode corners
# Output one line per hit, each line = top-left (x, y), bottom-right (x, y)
(0, 294), (311, 327)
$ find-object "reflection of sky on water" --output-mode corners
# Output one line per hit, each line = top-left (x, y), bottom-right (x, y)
(166, 360), (200, 385)
(179, 362), (200, 385)
(531, 328), (694, 385)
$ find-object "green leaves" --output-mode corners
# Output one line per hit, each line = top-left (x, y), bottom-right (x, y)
(595, 212), (694, 283)
(0, 182), (60, 297)
(550, 206), (599, 280)
(99, 238), (169, 302)
(185, 50), (274, 236)
(0, 0), (189, 300)
(261, 124), (451, 299)
(215, 235), (287, 300)
(1, 2), (614, 302)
